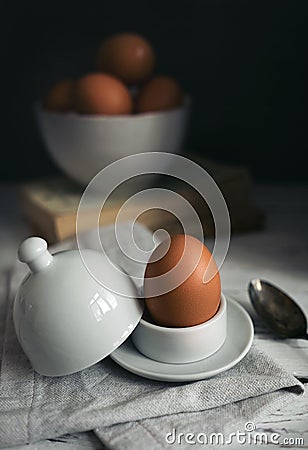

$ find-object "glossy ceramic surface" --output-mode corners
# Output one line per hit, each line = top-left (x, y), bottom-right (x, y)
(14, 237), (143, 376)
(132, 294), (227, 363)
(36, 99), (190, 185)
(110, 298), (254, 382)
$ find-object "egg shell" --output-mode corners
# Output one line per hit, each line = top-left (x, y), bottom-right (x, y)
(43, 79), (74, 112)
(74, 73), (133, 115)
(97, 33), (155, 85)
(135, 76), (183, 113)
(144, 234), (221, 327)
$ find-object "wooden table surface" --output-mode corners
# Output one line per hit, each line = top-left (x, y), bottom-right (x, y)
(0, 183), (307, 450)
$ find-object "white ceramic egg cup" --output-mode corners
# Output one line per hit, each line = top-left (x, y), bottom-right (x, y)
(132, 294), (227, 364)
(111, 298), (254, 382)
(14, 237), (253, 381)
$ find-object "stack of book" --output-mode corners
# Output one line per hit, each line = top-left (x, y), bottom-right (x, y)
(20, 155), (264, 244)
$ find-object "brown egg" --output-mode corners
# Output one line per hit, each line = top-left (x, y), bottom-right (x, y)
(144, 234), (221, 327)
(135, 76), (183, 113)
(97, 33), (155, 84)
(43, 79), (74, 112)
(74, 73), (133, 115)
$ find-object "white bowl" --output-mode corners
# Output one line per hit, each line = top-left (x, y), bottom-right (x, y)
(131, 293), (227, 364)
(36, 99), (190, 186)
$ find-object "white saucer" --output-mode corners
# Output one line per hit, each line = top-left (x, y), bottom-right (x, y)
(110, 298), (254, 382)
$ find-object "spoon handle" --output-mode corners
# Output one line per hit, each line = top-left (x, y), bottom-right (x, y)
(295, 376), (308, 383)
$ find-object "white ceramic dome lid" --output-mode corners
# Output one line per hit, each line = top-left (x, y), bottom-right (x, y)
(14, 237), (144, 377)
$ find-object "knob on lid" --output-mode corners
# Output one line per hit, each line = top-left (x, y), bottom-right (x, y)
(18, 237), (54, 273)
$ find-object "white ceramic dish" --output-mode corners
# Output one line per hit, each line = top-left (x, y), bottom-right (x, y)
(110, 298), (254, 382)
(131, 294), (227, 364)
(36, 98), (190, 186)
(14, 237), (143, 377)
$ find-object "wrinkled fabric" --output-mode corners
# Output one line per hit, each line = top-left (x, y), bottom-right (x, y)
(0, 223), (303, 449)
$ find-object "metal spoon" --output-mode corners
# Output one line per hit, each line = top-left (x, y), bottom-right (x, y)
(249, 279), (308, 382)
(248, 279), (308, 340)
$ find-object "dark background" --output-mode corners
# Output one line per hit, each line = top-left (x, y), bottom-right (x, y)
(1, 1), (307, 182)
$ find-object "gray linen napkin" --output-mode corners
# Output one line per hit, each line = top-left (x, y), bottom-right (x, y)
(0, 223), (304, 449)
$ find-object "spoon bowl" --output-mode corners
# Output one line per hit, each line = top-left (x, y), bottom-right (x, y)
(248, 279), (308, 340)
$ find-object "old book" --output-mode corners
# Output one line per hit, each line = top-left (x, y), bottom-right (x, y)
(20, 157), (264, 244)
